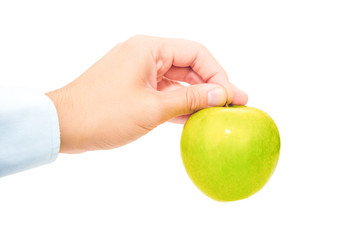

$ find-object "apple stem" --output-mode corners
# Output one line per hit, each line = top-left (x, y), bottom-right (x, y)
(225, 103), (229, 108)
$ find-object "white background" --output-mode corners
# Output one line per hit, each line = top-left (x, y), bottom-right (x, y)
(1, 0), (359, 239)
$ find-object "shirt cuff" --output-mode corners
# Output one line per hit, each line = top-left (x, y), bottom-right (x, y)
(0, 87), (60, 177)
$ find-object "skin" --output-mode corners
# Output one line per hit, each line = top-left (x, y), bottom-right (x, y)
(46, 35), (248, 153)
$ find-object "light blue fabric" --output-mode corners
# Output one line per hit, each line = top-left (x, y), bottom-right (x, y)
(0, 88), (60, 177)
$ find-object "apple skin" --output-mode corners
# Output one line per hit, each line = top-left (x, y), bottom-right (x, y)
(180, 106), (280, 202)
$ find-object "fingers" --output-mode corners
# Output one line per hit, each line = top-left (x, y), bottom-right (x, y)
(159, 83), (227, 120)
(158, 79), (248, 107)
(230, 83), (248, 105)
(153, 37), (234, 104)
(125, 36), (247, 106)
(163, 83), (248, 125)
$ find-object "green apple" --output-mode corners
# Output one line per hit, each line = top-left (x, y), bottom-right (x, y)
(180, 106), (280, 202)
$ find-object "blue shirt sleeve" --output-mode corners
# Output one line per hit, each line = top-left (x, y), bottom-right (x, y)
(0, 87), (60, 177)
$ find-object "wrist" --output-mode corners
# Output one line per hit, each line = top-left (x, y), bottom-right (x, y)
(46, 87), (82, 153)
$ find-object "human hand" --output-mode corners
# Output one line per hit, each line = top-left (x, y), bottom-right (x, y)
(46, 35), (248, 153)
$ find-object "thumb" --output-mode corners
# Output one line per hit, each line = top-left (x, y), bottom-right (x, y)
(160, 83), (228, 119)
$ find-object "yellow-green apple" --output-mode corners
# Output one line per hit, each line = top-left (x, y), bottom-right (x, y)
(180, 106), (280, 201)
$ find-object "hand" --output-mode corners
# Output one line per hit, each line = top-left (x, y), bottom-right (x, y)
(46, 35), (248, 153)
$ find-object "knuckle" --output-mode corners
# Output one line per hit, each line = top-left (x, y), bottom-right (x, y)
(129, 34), (146, 42)
(123, 35), (155, 56)
(185, 87), (201, 114)
(194, 41), (207, 51)
(123, 35), (147, 48)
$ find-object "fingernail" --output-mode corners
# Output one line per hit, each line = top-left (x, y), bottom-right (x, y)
(208, 87), (227, 107)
